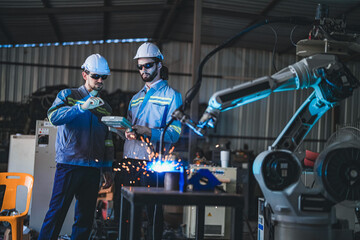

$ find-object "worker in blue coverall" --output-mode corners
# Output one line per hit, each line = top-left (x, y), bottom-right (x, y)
(38, 54), (114, 240)
(115, 42), (182, 240)
(124, 43), (182, 159)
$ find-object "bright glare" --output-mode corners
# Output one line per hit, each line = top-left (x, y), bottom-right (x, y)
(147, 160), (179, 173)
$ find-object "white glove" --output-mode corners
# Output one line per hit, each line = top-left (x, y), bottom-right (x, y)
(81, 97), (104, 110)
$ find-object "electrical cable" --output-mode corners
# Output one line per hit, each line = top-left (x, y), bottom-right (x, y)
(176, 16), (312, 119)
(268, 25), (278, 72)
(290, 25), (299, 47)
(182, 16), (312, 112)
(159, 118), (175, 157)
(182, 20), (270, 112)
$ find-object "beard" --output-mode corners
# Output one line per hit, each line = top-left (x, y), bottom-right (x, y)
(141, 70), (158, 83)
(91, 83), (103, 91)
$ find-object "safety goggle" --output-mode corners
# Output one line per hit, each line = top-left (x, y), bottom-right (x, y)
(86, 71), (108, 80)
(137, 62), (156, 70)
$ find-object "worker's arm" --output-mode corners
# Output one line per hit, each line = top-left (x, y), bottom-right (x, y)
(48, 89), (86, 126)
(48, 89), (105, 125)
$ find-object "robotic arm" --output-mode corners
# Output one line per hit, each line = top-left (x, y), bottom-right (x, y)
(178, 54), (358, 149)
(170, 6), (360, 238)
(172, 54), (360, 240)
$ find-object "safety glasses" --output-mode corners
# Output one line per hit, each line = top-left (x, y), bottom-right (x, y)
(137, 62), (156, 70)
(86, 71), (108, 80)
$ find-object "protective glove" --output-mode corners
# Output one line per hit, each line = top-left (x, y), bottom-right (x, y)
(102, 171), (114, 189)
(125, 128), (137, 140)
(132, 125), (152, 138)
(81, 97), (104, 110)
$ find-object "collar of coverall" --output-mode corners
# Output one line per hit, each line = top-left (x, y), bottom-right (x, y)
(142, 79), (166, 93)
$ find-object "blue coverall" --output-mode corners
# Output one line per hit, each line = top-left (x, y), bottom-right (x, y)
(123, 80), (182, 160)
(38, 85), (114, 240)
(119, 80), (182, 240)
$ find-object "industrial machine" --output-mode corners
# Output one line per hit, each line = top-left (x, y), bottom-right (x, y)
(7, 120), (76, 236)
(30, 120), (75, 236)
(8, 134), (36, 214)
(296, 3), (360, 58)
(173, 52), (360, 239)
(257, 198), (266, 240)
(169, 4), (360, 239)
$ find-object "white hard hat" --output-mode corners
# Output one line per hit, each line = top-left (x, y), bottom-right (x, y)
(133, 42), (164, 61)
(81, 54), (111, 75)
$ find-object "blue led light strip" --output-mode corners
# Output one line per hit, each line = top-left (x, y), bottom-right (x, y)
(0, 38), (149, 48)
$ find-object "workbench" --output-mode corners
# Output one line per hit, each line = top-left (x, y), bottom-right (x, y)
(119, 186), (244, 240)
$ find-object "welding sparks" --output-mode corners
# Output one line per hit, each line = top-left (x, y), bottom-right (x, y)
(118, 145), (188, 185)
(169, 146), (175, 154)
(147, 158), (185, 173)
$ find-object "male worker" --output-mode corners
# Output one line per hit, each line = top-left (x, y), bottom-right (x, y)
(124, 42), (182, 160)
(39, 54), (114, 240)
(117, 42), (182, 239)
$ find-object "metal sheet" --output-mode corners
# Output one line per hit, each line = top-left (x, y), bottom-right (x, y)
(1, 41), (360, 154)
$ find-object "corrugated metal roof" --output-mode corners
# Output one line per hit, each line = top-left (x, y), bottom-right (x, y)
(0, 0), (44, 8)
(50, 0), (104, 7)
(1, 0), (360, 54)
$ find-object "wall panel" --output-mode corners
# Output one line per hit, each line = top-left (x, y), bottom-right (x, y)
(1, 41), (360, 156)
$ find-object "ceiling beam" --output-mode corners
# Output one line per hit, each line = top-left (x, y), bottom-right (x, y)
(0, 5), (166, 15)
(103, 0), (111, 40)
(41, 0), (63, 43)
(154, 0), (185, 46)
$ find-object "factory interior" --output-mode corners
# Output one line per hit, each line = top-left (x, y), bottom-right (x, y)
(1, 0), (360, 239)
